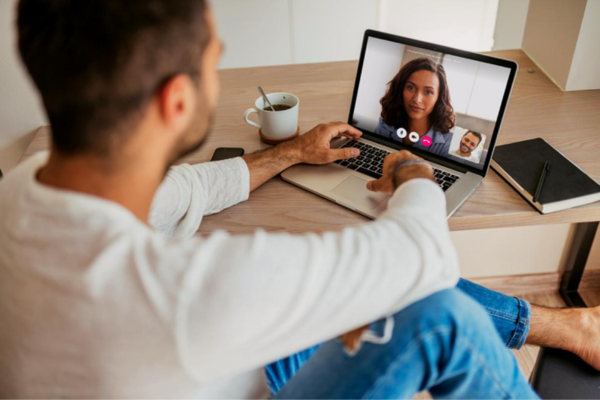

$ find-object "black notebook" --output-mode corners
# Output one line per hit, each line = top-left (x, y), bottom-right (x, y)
(491, 138), (600, 214)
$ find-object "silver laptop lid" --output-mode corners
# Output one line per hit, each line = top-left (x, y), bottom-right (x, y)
(347, 30), (518, 177)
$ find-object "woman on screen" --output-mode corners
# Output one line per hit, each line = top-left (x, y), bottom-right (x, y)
(375, 57), (455, 157)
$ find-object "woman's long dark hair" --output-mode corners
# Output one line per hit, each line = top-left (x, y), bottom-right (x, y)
(380, 57), (455, 133)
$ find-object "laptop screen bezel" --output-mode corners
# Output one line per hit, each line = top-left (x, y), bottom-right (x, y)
(346, 29), (518, 177)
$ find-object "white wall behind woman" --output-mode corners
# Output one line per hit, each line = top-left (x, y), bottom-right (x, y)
(352, 38), (405, 132)
(0, 0), (46, 172)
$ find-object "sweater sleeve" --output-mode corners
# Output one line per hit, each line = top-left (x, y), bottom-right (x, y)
(146, 178), (460, 384)
(148, 157), (250, 239)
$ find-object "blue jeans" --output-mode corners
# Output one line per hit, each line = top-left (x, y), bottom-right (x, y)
(266, 279), (538, 399)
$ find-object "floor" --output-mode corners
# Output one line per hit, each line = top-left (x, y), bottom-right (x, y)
(414, 288), (600, 399)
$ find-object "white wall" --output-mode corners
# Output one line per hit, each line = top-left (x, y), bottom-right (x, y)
(443, 57), (479, 114)
(465, 62), (511, 120)
(0, 0), (46, 173)
(566, 0), (600, 91)
(452, 223), (572, 279)
(291, 0), (378, 64)
(211, 0), (293, 68)
(213, 0), (379, 69)
(379, 0), (499, 52)
(213, 0), (501, 70)
(493, 0), (530, 50)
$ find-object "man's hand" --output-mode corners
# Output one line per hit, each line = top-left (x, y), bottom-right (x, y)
(366, 150), (434, 194)
(242, 122), (363, 192)
(284, 122), (363, 165)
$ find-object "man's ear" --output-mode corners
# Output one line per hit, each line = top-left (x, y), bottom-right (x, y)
(156, 74), (197, 135)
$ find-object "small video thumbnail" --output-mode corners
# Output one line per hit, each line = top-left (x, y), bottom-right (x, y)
(448, 128), (487, 164)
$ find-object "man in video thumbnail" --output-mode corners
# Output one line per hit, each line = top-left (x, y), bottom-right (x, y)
(451, 130), (482, 162)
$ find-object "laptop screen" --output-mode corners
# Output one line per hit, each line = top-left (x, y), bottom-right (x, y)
(349, 33), (515, 172)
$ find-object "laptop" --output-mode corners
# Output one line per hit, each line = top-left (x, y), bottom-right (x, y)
(281, 29), (518, 218)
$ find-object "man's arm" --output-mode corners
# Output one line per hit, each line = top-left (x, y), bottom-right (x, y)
(242, 122), (362, 192)
(156, 153), (458, 383)
(149, 122), (362, 237)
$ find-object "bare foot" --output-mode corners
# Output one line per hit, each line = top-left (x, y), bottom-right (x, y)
(570, 306), (600, 370)
(528, 303), (600, 370)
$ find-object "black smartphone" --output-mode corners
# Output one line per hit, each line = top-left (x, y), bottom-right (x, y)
(211, 147), (245, 161)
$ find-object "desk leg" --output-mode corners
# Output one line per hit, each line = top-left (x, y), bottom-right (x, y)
(559, 222), (599, 308)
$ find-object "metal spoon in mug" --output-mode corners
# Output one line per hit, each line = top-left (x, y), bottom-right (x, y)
(258, 87), (275, 111)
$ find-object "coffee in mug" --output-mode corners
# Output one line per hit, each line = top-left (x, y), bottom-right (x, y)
(244, 92), (299, 145)
(263, 104), (291, 112)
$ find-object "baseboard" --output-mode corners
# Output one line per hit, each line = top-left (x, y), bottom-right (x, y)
(470, 270), (600, 297)
(471, 272), (561, 296)
(579, 269), (600, 290)
(521, 47), (566, 91)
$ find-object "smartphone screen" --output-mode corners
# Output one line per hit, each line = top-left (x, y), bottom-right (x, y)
(211, 147), (245, 161)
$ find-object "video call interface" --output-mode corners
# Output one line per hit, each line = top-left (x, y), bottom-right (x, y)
(351, 37), (512, 170)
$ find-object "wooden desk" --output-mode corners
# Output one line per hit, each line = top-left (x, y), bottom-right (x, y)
(20, 50), (600, 305)
(21, 50), (600, 234)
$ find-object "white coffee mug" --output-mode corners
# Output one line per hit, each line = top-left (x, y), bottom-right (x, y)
(244, 92), (300, 144)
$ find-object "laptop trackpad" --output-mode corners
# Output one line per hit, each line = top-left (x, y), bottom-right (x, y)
(331, 176), (388, 210)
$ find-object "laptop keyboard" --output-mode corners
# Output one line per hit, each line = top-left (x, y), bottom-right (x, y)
(333, 140), (460, 192)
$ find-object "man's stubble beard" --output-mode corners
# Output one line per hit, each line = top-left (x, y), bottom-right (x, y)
(167, 100), (216, 169)
(178, 113), (215, 160)
(460, 143), (471, 156)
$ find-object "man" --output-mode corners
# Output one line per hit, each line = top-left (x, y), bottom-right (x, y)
(0, 0), (598, 398)
(452, 130), (482, 162)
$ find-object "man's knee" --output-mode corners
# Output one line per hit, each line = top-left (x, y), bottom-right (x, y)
(393, 289), (495, 338)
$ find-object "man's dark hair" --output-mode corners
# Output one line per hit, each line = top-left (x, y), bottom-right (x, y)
(17, 0), (210, 155)
(464, 130), (482, 146)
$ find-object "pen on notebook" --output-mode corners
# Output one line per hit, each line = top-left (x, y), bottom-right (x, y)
(532, 160), (551, 203)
